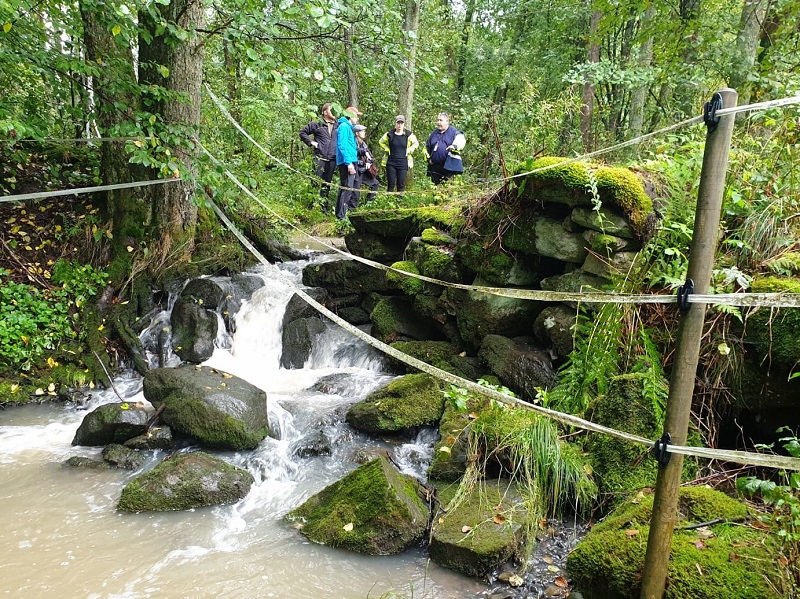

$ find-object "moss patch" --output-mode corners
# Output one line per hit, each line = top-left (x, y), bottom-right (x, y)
(746, 276), (800, 371)
(287, 457), (428, 555)
(567, 487), (785, 599)
(387, 261), (425, 296)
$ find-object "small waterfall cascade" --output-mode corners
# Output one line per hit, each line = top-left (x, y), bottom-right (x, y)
(0, 256), (488, 598)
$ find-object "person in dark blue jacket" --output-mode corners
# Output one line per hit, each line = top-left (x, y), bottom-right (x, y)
(299, 103), (338, 208)
(424, 112), (466, 185)
(335, 106), (362, 220)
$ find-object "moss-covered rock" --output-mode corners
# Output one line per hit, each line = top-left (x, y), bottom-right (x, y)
(143, 366), (269, 451)
(280, 316), (326, 369)
(370, 296), (446, 343)
(72, 402), (150, 447)
(287, 457), (428, 555)
(302, 259), (390, 296)
(344, 231), (407, 262)
(117, 451), (253, 512)
(454, 241), (538, 286)
(745, 276), (800, 373)
(390, 340), (461, 371)
(346, 373), (445, 435)
(102, 443), (145, 469)
(428, 397), (486, 482)
(566, 487), (786, 599)
(429, 479), (531, 578)
(533, 305), (577, 359)
(534, 217), (589, 263)
(420, 227), (457, 246)
(386, 261), (425, 296)
(519, 157), (656, 239)
(406, 239), (466, 284)
(170, 297), (218, 364)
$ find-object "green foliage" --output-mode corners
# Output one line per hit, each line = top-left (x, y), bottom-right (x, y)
(0, 264), (107, 372)
(737, 428), (800, 592)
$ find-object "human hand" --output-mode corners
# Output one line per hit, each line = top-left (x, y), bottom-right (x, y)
(311, 141), (319, 148)
(348, 164), (356, 175)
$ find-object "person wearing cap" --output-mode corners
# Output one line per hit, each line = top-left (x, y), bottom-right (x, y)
(299, 102), (338, 209)
(424, 112), (466, 185)
(378, 115), (419, 193)
(354, 124), (379, 204)
(335, 105), (362, 220)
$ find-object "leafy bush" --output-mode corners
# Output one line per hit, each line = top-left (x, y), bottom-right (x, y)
(0, 263), (107, 372)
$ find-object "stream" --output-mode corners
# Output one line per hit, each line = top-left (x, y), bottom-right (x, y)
(0, 252), (583, 599)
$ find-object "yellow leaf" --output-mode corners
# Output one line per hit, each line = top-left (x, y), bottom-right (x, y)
(493, 514), (506, 524)
(47, 383), (55, 392)
(112, 24), (121, 36)
(222, 373), (233, 378)
(127, 246), (134, 252)
(461, 525), (472, 534)
(47, 356), (58, 368)
(121, 403), (130, 410)
(133, 140), (143, 148)
(35, 388), (44, 395)
(547, 565), (560, 573)
(10, 384), (19, 393)
(438, 517), (444, 525)
(97, 324), (104, 331)
(508, 575), (524, 587)
(3, 22), (11, 33)
(343, 523), (354, 532)
(438, 446), (451, 454)
(625, 529), (639, 537)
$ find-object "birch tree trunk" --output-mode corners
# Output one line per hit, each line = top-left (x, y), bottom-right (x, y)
(580, 9), (601, 151)
(398, 0), (420, 131)
(729, 0), (771, 107)
(629, 6), (656, 139)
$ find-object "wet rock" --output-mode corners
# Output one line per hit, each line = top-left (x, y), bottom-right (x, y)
(72, 402), (150, 447)
(281, 289), (330, 328)
(370, 296), (447, 343)
(533, 305), (577, 360)
(287, 457), (428, 555)
(571, 206), (635, 238)
(344, 231), (406, 262)
(102, 443), (145, 470)
(293, 430), (333, 458)
(479, 335), (558, 400)
(534, 217), (589, 264)
(281, 316), (326, 369)
(302, 259), (389, 296)
(117, 451), (253, 513)
(123, 425), (174, 450)
(170, 297), (218, 363)
(143, 366), (269, 451)
(63, 456), (109, 469)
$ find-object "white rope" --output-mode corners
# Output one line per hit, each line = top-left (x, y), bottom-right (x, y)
(207, 194), (800, 472)
(0, 177), (180, 203)
(9, 136), (152, 144)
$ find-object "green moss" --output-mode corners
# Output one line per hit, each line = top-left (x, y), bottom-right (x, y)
(746, 276), (800, 370)
(420, 227), (454, 245)
(370, 298), (400, 342)
(413, 203), (467, 233)
(287, 457), (427, 555)
(455, 240), (514, 284)
(592, 233), (620, 253)
(346, 373), (445, 434)
(391, 341), (459, 365)
(567, 487), (783, 599)
(387, 261), (425, 296)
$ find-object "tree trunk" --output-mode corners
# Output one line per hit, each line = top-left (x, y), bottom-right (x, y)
(138, 0), (205, 264)
(580, 9), (601, 151)
(80, 0), (150, 261)
(729, 0), (771, 107)
(455, 0), (475, 97)
(398, 0), (420, 131)
(629, 5), (656, 139)
(344, 25), (359, 107)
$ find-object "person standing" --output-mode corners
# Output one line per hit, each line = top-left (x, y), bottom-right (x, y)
(299, 103), (338, 208)
(424, 112), (466, 185)
(335, 106), (362, 220)
(378, 115), (419, 192)
(354, 124), (379, 205)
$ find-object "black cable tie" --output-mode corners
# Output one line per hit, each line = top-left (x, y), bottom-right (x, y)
(652, 432), (672, 468)
(676, 278), (694, 312)
(703, 93), (724, 131)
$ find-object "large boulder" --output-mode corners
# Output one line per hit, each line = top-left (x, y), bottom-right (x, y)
(567, 487), (784, 599)
(370, 296), (447, 343)
(346, 373), (445, 435)
(72, 402), (150, 447)
(429, 479), (531, 578)
(302, 259), (389, 295)
(533, 304), (577, 360)
(287, 457), (428, 555)
(280, 316), (326, 369)
(170, 297), (218, 363)
(478, 335), (558, 400)
(534, 217), (589, 264)
(143, 366), (269, 451)
(455, 241), (538, 286)
(281, 289), (330, 328)
(117, 451), (253, 512)
(344, 231), (406, 262)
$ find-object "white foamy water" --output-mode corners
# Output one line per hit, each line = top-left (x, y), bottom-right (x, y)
(0, 260), (485, 598)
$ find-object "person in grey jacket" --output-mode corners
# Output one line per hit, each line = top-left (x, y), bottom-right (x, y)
(299, 102), (338, 208)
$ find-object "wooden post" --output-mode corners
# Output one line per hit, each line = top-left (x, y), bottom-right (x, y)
(639, 88), (738, 599)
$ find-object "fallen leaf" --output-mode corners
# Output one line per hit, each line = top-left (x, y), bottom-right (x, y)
(547, 565), (560, 573)
(439, 446), (452, 454)
(493, 503), (503, 511)
(542, 556), (554, 564)
(468, 412), (478, 420)
(438, 517), (444, 525)
(631, 491), (645, 504)
(508, 574), (524, 587)
(695, 541), (705, 549)
(729, 552), (740, 562)
(461, 525), (472, 534)
(222, 373), (233, 378)
(625, 529), (639, 537)
(695, 563), (703, 576)
(35, 388), (44, 395)
(554, 576), (569, 588)
(343, 523), (354, 532)
(493, 514), (506, 524)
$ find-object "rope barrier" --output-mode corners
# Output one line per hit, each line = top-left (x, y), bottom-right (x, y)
(206, 194), (800, 472)
(7, 136), (153, 144)
(197, 140), (800, 309)
(0, 177), (180, 203)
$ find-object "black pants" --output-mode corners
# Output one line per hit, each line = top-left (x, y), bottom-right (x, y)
(386, 164), (408, 192)
(336, 165), (357, 220)
(427, 162), (454, 185)
(314, 156), (337, 198)
(356, 173), (379, 204)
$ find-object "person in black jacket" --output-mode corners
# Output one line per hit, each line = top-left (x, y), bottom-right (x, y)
(299, 103), (338, 208)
